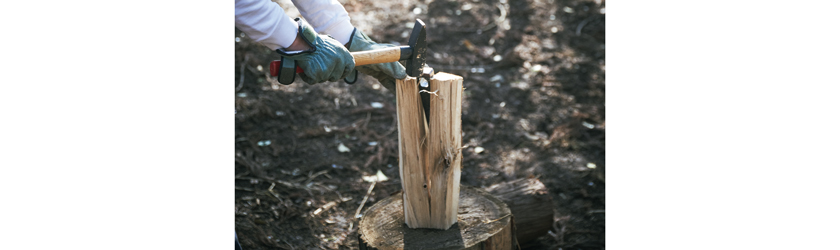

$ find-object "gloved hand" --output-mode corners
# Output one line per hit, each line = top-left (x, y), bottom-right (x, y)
(344, 28), (407, 93)
(276, 18), (355, 84)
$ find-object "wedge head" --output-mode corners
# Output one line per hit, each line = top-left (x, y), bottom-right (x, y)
(405, 19), (426, 78)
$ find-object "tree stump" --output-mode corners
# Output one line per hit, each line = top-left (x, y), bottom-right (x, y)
(485, 178), (554, 244)
(359, 187), (516, 250)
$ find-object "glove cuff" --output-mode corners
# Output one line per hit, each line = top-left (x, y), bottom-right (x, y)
(344, 28), (357, 48)
(347, 28), (376, 53)
(275, 18), (318, 56)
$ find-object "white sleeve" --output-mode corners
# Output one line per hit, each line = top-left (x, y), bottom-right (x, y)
(235, 0), (299, 50)
(291, 0), (355, 45)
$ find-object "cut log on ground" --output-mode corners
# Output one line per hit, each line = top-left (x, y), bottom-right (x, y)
(395, 73), (464, 229)
(359, 187), (516, 250)
(485, 178), (555, 245)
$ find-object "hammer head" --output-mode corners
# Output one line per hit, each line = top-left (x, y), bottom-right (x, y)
(405, 19), (426, 78)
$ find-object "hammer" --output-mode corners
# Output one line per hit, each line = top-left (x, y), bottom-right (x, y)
(269, 19), (427, 85)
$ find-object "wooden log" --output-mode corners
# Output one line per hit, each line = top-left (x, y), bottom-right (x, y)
(395, 76), (432, 228)
(395, 73), (464, 229)
(427, 72), (463, 229)
(359, 187), (516, 250)
(485, 178), (555, 245)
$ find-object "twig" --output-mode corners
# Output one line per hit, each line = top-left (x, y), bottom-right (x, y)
(576, 16), (598, 36)
(312, 201), (337, 216)
(354, 181), (376, 218)
(482, 213), (512, 224)
(378, 117), (398, 139)
(366, 114), (397, 140)
(363, 154), (378, 169)
(264, 183), (284, 202)
(350, 181), (377, 231)
(305, 170), (329, 183)
(282, 239), (296, 250)
(362, 112), (371, 130)
(312, 196), (351, 216)
(334, 191), (351, 202)
(237, 55), (250, 92)
(560, 225), (566, 244)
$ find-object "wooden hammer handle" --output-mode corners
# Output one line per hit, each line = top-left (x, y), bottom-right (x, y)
(351, 47), (402, 66)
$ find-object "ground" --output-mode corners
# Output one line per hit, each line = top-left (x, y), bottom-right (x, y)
(235, 0), (605, 249)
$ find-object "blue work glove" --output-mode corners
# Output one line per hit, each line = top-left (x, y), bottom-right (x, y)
(276, 18), (355, 84)
(344, 28), (407, 93)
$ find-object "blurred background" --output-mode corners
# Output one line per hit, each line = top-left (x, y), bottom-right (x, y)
(235, 0), (605, 249)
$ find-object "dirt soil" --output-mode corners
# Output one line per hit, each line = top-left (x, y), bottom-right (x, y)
(235, 0), (605, 249)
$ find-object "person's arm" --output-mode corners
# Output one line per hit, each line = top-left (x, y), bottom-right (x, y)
(291, 0), (406, 92)
(291, 0), (355, 45)
(235, 0), (301, 50)
(236, 0), (354, 84)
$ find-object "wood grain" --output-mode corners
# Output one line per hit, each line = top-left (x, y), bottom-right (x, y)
(358, 187), (515, 250)
(427, 72), (464, 229)
(396, 76), (431, 228)
(352, 47), (402, 66)
(396, 73), (465, 229)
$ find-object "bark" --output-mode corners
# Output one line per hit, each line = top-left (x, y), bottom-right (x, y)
(485, 178), (554, 245)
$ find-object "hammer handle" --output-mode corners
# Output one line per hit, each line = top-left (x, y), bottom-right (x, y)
(351, 46), (409, 66)
(271, 46), (411, 85)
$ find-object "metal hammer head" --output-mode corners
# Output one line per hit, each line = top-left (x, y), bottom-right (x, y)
(405, 19), (426, 77)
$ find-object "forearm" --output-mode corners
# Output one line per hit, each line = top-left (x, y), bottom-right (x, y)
(235, 0), (299, 50)
(291, 0), (354, 45)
